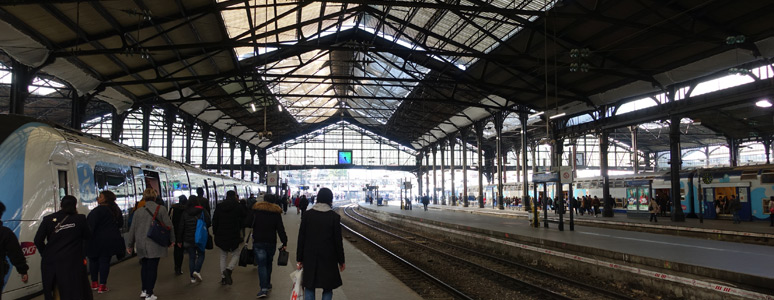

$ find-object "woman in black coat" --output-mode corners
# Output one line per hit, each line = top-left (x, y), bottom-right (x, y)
(34, 195), (91, 300)
(86, 191), (123, 293)
(169, 195), (188, 275)
(296, 188), (345, 300)
(176, 196), (211, 283)
(212, 190), (246, 285)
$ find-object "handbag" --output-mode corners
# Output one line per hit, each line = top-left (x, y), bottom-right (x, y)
(238, 230), (255, 267)
(115, 236), (127, 260)
(146, 206), (172, 247)
(277, 248), (289, 266)
(195, 212), (208, 251)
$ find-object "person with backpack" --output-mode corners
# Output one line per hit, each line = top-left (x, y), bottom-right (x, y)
(247, 194), (287, 298)
(126, 188), (175, 300)
(86, 191), (124, 293)
(212, 191), (246, 285)
(169, 195), (188, 275)
(176, 196), (211, 284)
(0, 201), (29, 296)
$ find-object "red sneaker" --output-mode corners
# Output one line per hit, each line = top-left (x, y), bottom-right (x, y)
(98, 284), (109, 294)
(91, 281), (98, 291)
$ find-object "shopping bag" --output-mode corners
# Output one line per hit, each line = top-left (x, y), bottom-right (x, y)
(289, 269), (303, 300)
(238, 230), (255, 267)
(277, 248), (289, 266)
(195, 212), (208, 251)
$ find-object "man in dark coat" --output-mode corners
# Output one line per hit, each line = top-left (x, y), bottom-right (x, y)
(248, 194), (287, 298)
(299, 195), (309, 217)
(421, 195), (430, 211)
(212, 191), (246, 285)
(34, 196), (91, 300)
(169, 195), (188, 275)
(297, 188), (345, 300)
(0, 201), (29, 296)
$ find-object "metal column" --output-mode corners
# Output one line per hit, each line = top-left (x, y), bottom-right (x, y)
(440, 140), (446, 205)
(141, 106), (151, 152)
(475, 122), (485, 208)
(165, 109), (175, 160)
(9, 60), (34, 115)
(460, 129), (470, 207)
(184, 119), (193, 164)
(215, 133), (223, 173)
(432, 144), (438, 205)
(494, 113), (505, 210)
(449, 136), (456, 206)
(201, 125), (210, 168)
(600, 130), (613, 217)
(111, 110), (127, 142)
(631, 126), (639, 174)
(670, 114), (686, 221)
(520, 112), (530, 212)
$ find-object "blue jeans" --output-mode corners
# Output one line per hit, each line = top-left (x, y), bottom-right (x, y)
(253, 242), (276, 291)
(187, 246), (205, 276)
(732, 211), (740, 223)
(304, 288), (333, 300)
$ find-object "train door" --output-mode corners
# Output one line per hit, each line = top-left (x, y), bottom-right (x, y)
(143, 170), (161, 197)
(130, 167), (145, 202)
(702, 188), (716, 219)
(160, 172), (171, 207)
(50, 157), (74, 211)
(737, 187), (751, 221)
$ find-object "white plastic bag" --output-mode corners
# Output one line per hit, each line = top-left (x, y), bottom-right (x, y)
(290, 269), (304, 300)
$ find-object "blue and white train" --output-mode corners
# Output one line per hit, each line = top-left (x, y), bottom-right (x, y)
(0, 115), (264, 299)
(476, 165), (774, 221)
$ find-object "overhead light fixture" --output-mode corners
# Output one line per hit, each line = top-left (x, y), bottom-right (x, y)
(549, 113), (566, 119)
(278, 104), (283, 112)
(251, 103), (256, 112)
(528, 111), (544, 118)
(755, 99), (772, 108)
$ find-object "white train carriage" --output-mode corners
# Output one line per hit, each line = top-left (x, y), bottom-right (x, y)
(0, 115), (263, 299)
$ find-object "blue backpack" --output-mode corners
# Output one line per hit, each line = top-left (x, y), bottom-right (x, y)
(194, 212), (208, 252)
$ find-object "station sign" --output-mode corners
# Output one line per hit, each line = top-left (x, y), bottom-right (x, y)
(267, 173), (279, 186)
(560, 167), (573, 184)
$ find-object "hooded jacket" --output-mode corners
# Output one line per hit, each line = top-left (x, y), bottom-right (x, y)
(248, 201), (287, 246)
(212, 199), (247, 251)
(177, 206), (211, 248)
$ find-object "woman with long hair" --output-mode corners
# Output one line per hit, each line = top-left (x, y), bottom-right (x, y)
(86, 190), (124, 293)
(34, 195), (91, 300)
(126, 188), (175, 300)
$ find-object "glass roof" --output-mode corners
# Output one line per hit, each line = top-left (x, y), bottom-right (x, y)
(218, 0), (556, 124)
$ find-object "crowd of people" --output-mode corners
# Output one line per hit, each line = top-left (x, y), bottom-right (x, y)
(4, 187), (345, 300)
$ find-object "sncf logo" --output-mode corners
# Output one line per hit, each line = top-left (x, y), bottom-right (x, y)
(20, 242), (36, 256)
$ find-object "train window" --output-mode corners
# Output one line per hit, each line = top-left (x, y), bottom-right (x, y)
(761, 171), (774, 184)
(741, 170), (758, 180)
(57, 170), (68, 199)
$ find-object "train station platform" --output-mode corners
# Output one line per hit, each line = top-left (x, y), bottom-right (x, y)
(31, 208), (421, 300)
(361, 202), (774, 299)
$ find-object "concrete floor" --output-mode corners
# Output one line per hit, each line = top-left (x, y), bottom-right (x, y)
(32, 204), (421, 300)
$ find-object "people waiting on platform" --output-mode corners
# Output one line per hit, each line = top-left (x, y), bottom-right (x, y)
(649, 199), (659, 223)
(730, 195), (741, 224)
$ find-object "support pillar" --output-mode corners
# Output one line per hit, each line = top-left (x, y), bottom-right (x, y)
(600, 130), (614, 217)
(670, 115), (686, 221)
(258, 148), (267, 184)
(728, 138), (739, 167)
(494, 112), (506, 210)
(141, 106), (151, 152)
(416, 153), (424, 202)
(440, 140), (446, 205)
(249, 146), (256, 182)
(425, 151), (430, 199)
(764, 138), (772, 165)
(184, 118), (193, 164)
(631, 125), (639, 174)
(474, 121), (485, 208)
(229, 138), (236, 177)
(460, 128), (470, 207)
(449, 135), (456, 206)
(432, 144), (438, 205)
(165, 109), (175, 160)
(70, 92), (90, 130)
(9, 60), (35, 115)
(110, 109), (127, 142)
(215, 132), (223, 174)
(240, 143), (247, 180)
(520, 112), (530, 212)
(554, 135), (564, 231)
(201, 124), (210, 168)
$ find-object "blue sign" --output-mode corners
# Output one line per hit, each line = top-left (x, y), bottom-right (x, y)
(532, 173), (559, 183)
(625, 180), (650, 187)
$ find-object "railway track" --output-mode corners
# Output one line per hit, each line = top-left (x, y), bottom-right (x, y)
(341, 205), (635, 300)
